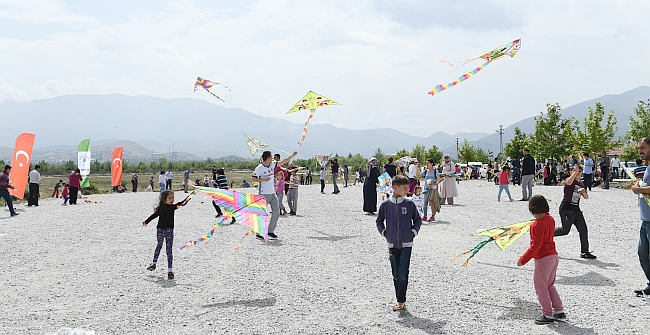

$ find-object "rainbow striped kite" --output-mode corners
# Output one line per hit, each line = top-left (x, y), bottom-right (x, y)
(194, 77), (231, 102)
(179, 186), (269, 250)
(429, 39), (521, 96)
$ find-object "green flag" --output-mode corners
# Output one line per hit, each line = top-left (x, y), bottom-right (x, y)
(78, 139), (91, 188)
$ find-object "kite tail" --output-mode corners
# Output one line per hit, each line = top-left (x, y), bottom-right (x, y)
(207, 90), (226, 102)
(177, 190), (197, 208)
(297, 109), (316, 146)
(235, 231), (253, 250)
(179, 216), (227, 250)
(428, 60), (491, 96)
(452, 238), (493, 266)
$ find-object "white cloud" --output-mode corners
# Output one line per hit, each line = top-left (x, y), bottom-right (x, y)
(0, 0), (649, 136)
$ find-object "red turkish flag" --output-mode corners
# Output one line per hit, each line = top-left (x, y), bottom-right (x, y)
(111, 146), (123, 187)
(9, 133), (36, 199)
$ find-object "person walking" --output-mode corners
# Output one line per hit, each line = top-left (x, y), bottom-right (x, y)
(165, 170), (173, 190)
(422, 159), (440, 222)
(583, 153), (594, 191)
(0, 165), (18, 217)
(251, 150), (297, 239)
(343, 165), (349, 187)
(131, 171), (139, 192)
(158, 171), (167, 193)
(599, 151), (610, 189)
(440, 155), (458, 205)
(631, 137), (650, 296)
(498, 165), (514, 202)
(331, 158), (340, 194)
(183, 169), (192, 193)
(520, 148), (535, 201)
(68, 168), (83, 204)
(554, 164), (596, 259)
(611, 154), (620, 179)
(363, 157), (380, 214)
(27, 165), (41, 207)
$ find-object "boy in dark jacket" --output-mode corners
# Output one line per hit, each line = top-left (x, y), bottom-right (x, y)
(376, 175), (422, 311)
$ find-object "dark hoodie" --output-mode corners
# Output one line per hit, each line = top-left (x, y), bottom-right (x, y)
(376, 195), (422, 249)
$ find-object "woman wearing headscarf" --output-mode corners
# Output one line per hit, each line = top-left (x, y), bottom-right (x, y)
(441, 154), (458, 205)
(363, 157), (380, 214)
(422, 158), (441, 221)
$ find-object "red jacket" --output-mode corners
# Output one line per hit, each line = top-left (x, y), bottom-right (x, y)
(518, 214), (557, 265)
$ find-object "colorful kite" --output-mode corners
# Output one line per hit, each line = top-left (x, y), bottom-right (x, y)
(243, 134), (290, 156)
(285, 91), (339, 146)
(179, 186), (269, 250)
(429, 39), (521, 96)
(621, 165), (650, 205)
(452, 220), (533, 266)
(397, 156), (413, 167)
(194, 77), (231, 102)
(315, 155), (331, 168)
(279, 166), (306, 174)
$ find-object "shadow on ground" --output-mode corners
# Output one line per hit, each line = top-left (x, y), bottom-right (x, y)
(546, 322), (598, 335)
(308, 231), (361, 242)
(202, 297), (277, 309)
(396, 309), (447, 334)
(559, 257), (620, 270)
(555, 271), (615, 287)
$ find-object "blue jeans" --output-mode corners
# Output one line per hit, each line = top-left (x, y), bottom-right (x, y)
(159, 182), (165, 193)
(498, 185), (512, 200)
(639, 221), (650, 288)
(389, 247), (412, 303)
(0, 189), (16, 215)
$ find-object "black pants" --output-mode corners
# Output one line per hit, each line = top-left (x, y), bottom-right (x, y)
(601, 167), (609, 189)
(555, 209), (590, 253)
(320, 179), (325, 192)
(166, 179), (172, 190)
(69, 186), (79, 204)
(612, 167), (619, 179)
(583, 173), (593, 191)
(28, 183), (39, 206)
(212, 201), (222, 216)
(132, 180), (138, 192)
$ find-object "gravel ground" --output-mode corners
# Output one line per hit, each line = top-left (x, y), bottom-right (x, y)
(1, 180), (648, 334)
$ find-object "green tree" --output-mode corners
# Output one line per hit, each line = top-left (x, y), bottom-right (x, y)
(458, 139), (476, 163)
(575, 102), (618, 154)
(621, 144), (639, 163)
(628, 101), (650, 142)
(393, 149), (410, 159)
(531, 103), (577, 160)
(425, 145), (443, 164)
(410, 144), (426, 164)
(504, 127), (531, 159)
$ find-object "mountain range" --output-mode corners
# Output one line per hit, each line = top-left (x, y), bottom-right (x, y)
(0, 86), (648, 163)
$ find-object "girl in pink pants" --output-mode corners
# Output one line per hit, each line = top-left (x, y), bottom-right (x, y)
(518, 195), (566, 325)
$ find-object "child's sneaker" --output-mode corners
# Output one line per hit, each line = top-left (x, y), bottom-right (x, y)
(509, 198), (514, 202)
(534, 315), (554, 325)
(422, 215), (427, 220)
(553, 312), (566, 321)
(427, 216), (434, 222)
(146, 264), (156, 271)
(580, 252), (597, 259)
(392, 302), (405, 311)
(498, 198), (501, 202)
(168, 272), (175, 280)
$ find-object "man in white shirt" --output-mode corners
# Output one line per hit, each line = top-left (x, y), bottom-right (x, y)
(252, 150), (297, 239)
(611, 154), (621, 179)
(165, 170), (173, 190)
(28, 165), (41, 207)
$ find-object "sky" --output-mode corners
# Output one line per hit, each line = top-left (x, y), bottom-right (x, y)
(1, 0), (649, 137)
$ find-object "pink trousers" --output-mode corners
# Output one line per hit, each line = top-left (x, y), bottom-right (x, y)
(534, 254), (564, 317)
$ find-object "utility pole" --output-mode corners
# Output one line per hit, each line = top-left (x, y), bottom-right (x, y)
(455, 138), (459, 161)
(496, 125), (504, 161)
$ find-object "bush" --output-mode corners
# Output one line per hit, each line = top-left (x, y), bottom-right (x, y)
(82, 182), (101, 195)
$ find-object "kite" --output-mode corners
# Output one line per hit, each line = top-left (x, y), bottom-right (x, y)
(194, 77), (231, 102)
(284, 91), (339, 146)
(83, 199), (103, 204)
(279, 166), (306, 174)
(315, 155), (332, 168)
(452, 220), (533, 266)
(429, 39), (521, 96)
(178, 186), (269, 250)
(621, 165), (650, 205)
(397, 156), (413, 167)
(243, 134), (290, 156)
(377, 172), (393, 201)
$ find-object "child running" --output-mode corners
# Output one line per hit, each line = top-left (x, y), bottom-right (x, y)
(287, 169), (299, 215)
(518, 195), (566, 324)
(411, 186), (425, 219)
(142, 190), (184, 280)
(275, 172), (287, 215)
(498, 165), (514, 202)
(376, 175), (422, 311)
(61, 183), (69, 205)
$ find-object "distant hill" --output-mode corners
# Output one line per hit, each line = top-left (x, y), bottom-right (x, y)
(0, 87), (647, 162)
